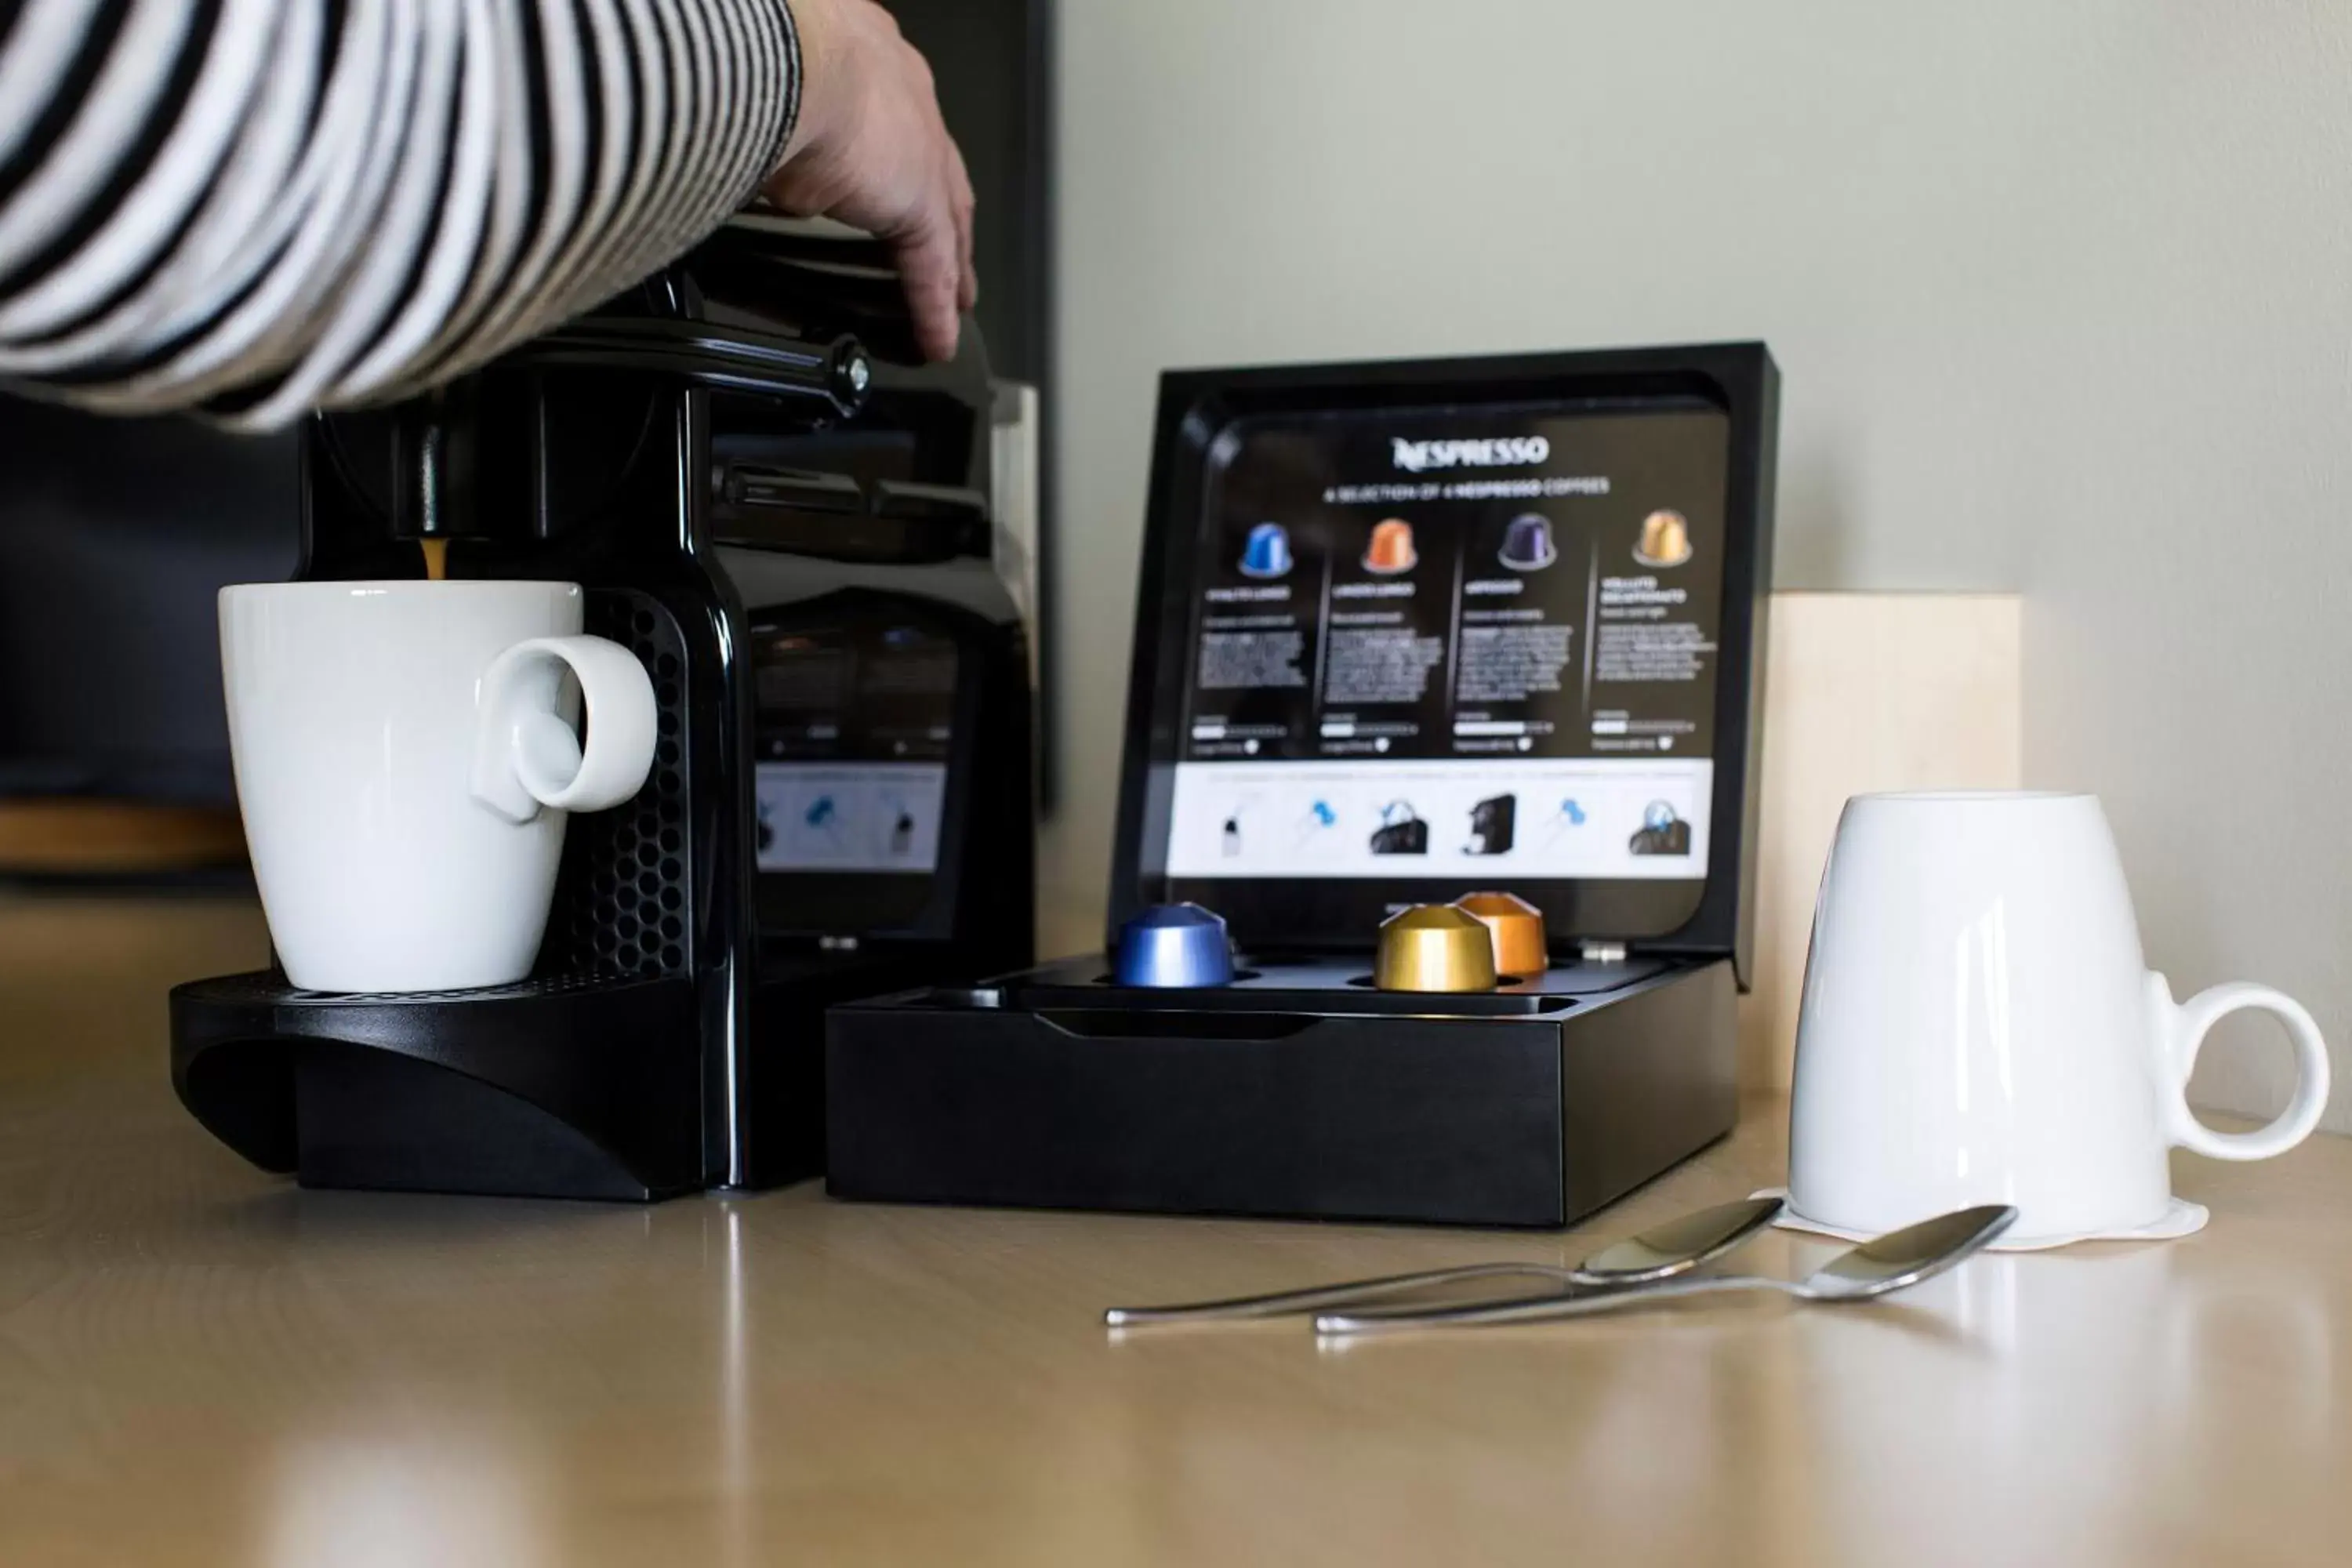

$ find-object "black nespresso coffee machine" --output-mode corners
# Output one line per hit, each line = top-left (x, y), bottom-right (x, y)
(829, 343), (1773, 1229)
(169, 216), (1035, 1200)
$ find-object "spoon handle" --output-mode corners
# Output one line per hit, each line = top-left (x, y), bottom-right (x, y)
(1316, 1273), (1791, 1334)
(1105, 1261), (1574, 1326)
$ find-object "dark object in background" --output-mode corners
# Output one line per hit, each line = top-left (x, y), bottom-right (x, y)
(171, 218), (1036, 1202)
(0, 399), (296, 806)
(883, 0), (1058, 806)
(881, 0), (1052, 394)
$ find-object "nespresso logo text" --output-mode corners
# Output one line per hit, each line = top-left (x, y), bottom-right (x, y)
(1390, 435), (1550, 473)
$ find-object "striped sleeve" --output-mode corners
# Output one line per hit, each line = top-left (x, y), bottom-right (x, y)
(0, 0), (804, 432)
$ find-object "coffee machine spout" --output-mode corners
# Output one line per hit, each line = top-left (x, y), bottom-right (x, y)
(386, 380), (520, 546)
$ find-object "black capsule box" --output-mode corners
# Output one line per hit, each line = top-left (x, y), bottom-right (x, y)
(828, 343), (1778, 1227)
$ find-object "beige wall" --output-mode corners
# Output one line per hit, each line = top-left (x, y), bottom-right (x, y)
(2009, 8), (2352, 1129)
(1046, 2), (2352, 1129)
(1740, 595), (2021, 1091)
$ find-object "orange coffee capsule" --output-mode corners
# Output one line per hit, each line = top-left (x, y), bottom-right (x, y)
(1453, 891), (1548, 978)
(1363, 517), (1417, 575)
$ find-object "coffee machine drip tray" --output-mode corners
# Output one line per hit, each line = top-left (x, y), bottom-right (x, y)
(172, 972), (706, 1200)
(170, 576), (719, 1203)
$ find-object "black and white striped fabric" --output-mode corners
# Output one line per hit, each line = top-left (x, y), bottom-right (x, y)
(0, 0), (801, 430)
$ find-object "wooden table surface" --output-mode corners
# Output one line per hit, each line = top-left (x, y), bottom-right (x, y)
(5, 895), (2350, 1567)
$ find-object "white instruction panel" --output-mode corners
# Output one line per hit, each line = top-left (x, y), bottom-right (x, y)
(755, 762), (948, 873)
(1164, 757), (1711, 879)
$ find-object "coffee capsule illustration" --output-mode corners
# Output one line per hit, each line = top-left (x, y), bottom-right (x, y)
(1453, 891), (1548, 978)
(1374, 905), (1498, 993)
(1499, 513), (1557, 572)
(1635, 509), (1692, 568)
(1363, 517), (1417, 575)
(1240, 521), (1293, 579)
(1114, 902), (1236, 988)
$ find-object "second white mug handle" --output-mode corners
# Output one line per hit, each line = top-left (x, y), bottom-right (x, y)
(470, 635), (657, 823)
(2150, 972), (2332, 1161)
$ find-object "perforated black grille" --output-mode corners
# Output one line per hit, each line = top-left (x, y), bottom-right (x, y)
(537, 591), (694, 981)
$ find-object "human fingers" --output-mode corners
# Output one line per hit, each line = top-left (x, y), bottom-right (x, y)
(894, 200), (962, 361)
(951, 140), (978, 312)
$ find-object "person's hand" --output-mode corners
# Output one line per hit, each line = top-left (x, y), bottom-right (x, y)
(765, 0), (976, 361)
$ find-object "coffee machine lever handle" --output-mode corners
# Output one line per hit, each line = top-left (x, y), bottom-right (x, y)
(471, 636), (659, 824)
(508, 320), (873, 418)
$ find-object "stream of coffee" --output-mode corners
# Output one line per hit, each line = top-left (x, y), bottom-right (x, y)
(420, 539), (448, 581)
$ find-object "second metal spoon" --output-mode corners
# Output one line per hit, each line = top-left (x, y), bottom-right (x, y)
(1313, 1203), (2019, 1335)
(1102, 1196), (1786, 1327)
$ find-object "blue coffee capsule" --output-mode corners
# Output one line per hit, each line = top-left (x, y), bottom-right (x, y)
(1499, 512), (1557, 572)
(1114, 902), (1236, 988)
(1239, 522), (1294, 579)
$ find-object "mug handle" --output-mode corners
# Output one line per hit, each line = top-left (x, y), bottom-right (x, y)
(2149, 972), (2332, 1161)
(470, 635), (658, 824)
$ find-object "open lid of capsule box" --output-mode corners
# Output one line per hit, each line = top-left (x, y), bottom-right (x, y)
(1105, 343), (1778, 982)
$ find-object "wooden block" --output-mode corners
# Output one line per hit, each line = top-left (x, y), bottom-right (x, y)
(0, 799), (248, 875)
(1739, 593), (2023, 1091)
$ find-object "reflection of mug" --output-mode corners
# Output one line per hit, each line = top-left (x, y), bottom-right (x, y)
(1791, 792), (2332, 1244)
(1635, 509), (1691, 567)
(221, 582), (658, 993)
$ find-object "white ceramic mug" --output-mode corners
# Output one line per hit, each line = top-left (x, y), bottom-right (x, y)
(221, 581), (657, 993)
(1789, 791), (2331, 1245)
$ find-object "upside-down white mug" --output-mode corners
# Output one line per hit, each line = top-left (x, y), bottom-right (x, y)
(221, 580), (657, 993)
(1789, 791), (2331, 1246)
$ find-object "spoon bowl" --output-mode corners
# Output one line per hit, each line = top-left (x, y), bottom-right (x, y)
(1313, 1204), (2018, 1335)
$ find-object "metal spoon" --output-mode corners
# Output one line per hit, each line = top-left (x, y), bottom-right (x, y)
(1102, 1196), (1786, 1327)
(1313, 1203), (2018, 1336)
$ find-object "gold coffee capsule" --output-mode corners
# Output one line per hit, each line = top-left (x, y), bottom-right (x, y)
(1374, 905), (1498, 993)
(1453, 891), (1548, 978)
(1637, 508), (1692, 568)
